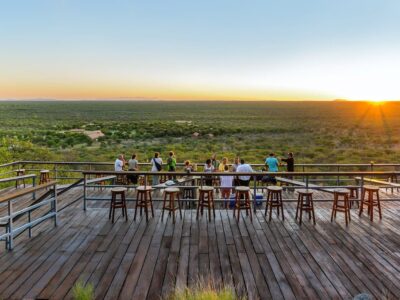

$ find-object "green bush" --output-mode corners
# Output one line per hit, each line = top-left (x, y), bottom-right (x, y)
(72, 281), (94, 300)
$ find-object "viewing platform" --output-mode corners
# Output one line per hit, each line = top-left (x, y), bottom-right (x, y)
(0, 161), (400, 299)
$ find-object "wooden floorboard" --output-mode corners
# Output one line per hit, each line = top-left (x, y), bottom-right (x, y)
(0, 188), (400, 299)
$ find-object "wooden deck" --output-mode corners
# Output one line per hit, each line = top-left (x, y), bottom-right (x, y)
(1, 187), (400, 299)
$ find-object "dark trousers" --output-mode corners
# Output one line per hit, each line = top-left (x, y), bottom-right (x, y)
(238, 179), (250, 186)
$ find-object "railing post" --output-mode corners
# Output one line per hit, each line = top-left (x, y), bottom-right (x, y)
(32, 176), (36, 200)
(54, 184), (58, 226)
(7, 200), (13, 250)
(83, 174), (87, 211)
(253, 175), (257, 213)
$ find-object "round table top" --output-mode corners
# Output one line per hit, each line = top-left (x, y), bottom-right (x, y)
(111, 187), (127, 193)
(16, 169), (26, 172)
(363, 185), (380, 191)
(165, 187), (180, 193)
(267, 186), (283, 192)
(199, 186), (214, 191)
(40, 169), (50, 173)
(297, 189), (313, 195)
(235, 186), (250, 192)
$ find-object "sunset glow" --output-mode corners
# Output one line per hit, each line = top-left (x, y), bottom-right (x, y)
(1, 1), (399, 101)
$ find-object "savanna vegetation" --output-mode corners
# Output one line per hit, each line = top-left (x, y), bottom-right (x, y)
(0, 100), (399, 165)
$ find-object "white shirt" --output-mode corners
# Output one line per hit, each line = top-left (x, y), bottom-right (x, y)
(151, 157), (163, 172)
(204, 164), (214, 173)
(220, 172), (233, 188)
(114, 159), (124, 171)
(236, 163), (253, 181)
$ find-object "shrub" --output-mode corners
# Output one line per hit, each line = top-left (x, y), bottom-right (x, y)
(71, 281), (94, 300)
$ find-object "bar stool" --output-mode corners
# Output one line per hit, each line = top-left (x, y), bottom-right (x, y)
(15, 169), (26, 188)
(183, 186), (197, 209)
(295, 189), (315, 225)
(109, 187), (128, 223)
(265, 186), (284, 221)
(197, 186), (215, 221)
(233, 186), (252, 222)
(347, 186), (359, 208)
(359, 185), (382, 221)
(134, 186), (154, 221)
(162, 187), (182, 223)
(331, 189), (351, 226)
(39, 170), (50, 185)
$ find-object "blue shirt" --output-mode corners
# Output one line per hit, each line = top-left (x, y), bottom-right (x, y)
(265, 157), (279, 172)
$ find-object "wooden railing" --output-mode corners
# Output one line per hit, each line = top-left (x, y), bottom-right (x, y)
(1, 160), (400, 186)
(0, 181), (57, 250)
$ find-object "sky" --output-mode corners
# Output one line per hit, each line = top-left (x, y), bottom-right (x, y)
(0, 0), (399, 101)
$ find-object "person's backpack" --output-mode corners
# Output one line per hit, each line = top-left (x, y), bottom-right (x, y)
(153, 158), (162, 171)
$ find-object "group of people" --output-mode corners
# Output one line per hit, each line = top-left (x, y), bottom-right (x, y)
(114, 152), (295, 188)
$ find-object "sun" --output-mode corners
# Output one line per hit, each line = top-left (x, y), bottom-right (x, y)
(369, 99), (386, 106)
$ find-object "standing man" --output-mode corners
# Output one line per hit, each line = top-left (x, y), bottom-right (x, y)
(281, 152), (294, 172)
(236, 159), (253, 186)
(265, 153), (279, 172)
(114, 154), (125, 171)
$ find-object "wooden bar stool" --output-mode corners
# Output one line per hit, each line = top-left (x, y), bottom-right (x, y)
(109, 187), (128, 223)
(331, 189), (351, 226)
(347, 186), (359, 208)
(134, 186), (154, 221)
(39, 170), (50, 185)
(15, 169), (26, 188)
(295, 189), (316, 225)
(162, 187), (182, 223)
(265, 186), (284, 221)
(233, 186), (252, 222)
(183, 186), (197, 209)
(359, 185), (382, 221)
(197, 186), (215, 221)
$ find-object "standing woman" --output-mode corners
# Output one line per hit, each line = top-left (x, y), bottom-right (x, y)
(204, 159), (215, 186)
(151, 152), (163, 185)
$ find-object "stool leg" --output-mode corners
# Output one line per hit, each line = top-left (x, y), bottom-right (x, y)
(109, 193), (114, 219)
(299, 195), (304, 225)
(150, 191), (155, 218)
(377, 191), (382, 220)
(212, 193), (216, 219)
(247, 192), (252, 222)
(123, 193), (128, 221)
(295, 193), (300, 220)
(369, 192), (374, 222)
(171, 194), (176, 224)
(178, 193), (183, 220)
(134, 192), (140, 221)
(269, 194), (273, 222)
(346, 195), (351, 222)
(112, 195), (116, 223)
(144, 192), (149, 222)
(196, 192), (202, 220)
(359, 189), (365, 216)
(310, 196), (316, 225)
(162, 192), (167, 221)
(280, 192), (284, 221)
(331, 195), (336, 222)
(236, 193), (240, 222)
(265, 191), (270, 217)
